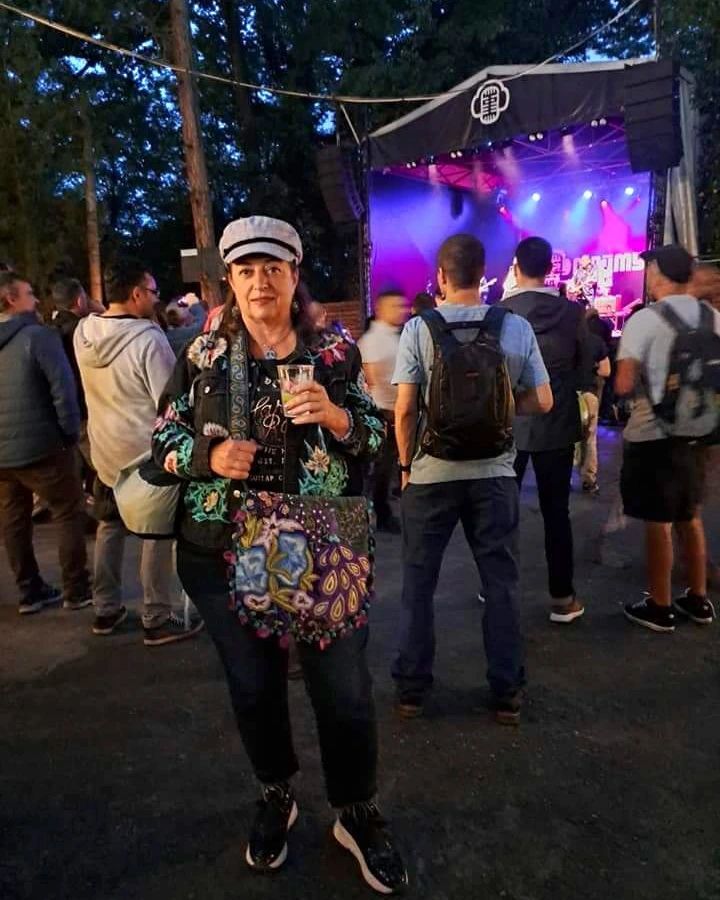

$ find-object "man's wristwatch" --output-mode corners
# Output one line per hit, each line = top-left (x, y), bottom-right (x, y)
(398, 463), (412, 473)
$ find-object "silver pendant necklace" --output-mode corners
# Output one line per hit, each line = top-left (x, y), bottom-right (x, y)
(261, 328), (292, 359)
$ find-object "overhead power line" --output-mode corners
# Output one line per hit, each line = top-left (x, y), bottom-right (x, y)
(0, 0), (646, 105)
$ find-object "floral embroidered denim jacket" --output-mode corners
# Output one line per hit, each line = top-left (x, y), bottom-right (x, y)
(152, 327), (385, 551)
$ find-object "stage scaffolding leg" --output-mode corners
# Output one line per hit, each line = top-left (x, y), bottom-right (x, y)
(643, 169), (669, 302)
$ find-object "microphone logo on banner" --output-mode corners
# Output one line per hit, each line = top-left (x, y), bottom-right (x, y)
(470, 80), (511, 125)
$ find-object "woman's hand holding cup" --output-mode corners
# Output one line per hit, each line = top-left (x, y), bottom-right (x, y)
(283, 381), (350, 437)
(209, 439), (258, 479)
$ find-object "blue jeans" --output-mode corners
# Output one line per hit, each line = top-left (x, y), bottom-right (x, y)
(177, 542), (378, 808)
(392, 478), (525, 700)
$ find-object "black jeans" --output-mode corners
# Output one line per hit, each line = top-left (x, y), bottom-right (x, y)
(0, 448), (90, 603)
(371, 410), (398, 525)
(514, 447), (575, 600)
(177, 542), (378, 808)
(392, 478), (525, 700)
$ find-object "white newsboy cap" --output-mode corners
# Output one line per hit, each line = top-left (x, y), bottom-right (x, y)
(219, 216), (303, 266)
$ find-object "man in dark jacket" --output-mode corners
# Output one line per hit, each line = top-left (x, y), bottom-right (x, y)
(50, 277), (103, 474)
(0, 272), (91, 614)
(502, 237), (592, 624)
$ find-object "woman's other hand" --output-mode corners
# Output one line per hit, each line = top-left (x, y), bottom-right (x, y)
(284, 381), (349, 438)
(209, 439), (258, 479)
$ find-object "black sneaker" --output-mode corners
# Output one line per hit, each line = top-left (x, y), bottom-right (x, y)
(492, 689), (524, 726)
(333, 802), (408, 895)
(245, 783), (298, 871)
(143, 611), (204, 646)
(624, 597), (676, 633)
(63, 587), (93, 611)
(92, 606), (129, 635)
(673, 590), (716, 626)
(18, 582), (62, 615)
(394, 691), (425, 720)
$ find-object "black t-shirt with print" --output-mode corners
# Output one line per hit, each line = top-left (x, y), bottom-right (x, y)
(247, 357), (289, 492)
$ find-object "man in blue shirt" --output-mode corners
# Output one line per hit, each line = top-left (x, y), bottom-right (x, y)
(392, 234), (552, 724)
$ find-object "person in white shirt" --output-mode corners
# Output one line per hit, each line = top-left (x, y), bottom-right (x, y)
(358, 291), (408, 532)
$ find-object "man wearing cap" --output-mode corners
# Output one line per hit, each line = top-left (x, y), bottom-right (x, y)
(616, 245), (720, 632)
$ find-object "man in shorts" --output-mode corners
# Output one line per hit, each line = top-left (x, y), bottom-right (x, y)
(616, 245), (719, 632)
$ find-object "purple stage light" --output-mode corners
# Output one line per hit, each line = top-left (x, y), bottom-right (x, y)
(624, 186), (635, 196)
(532, 192), (541, 202)
(583, 190), (593, 199)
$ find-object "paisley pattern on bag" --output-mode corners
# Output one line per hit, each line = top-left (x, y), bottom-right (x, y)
(227, 491), (371, 648)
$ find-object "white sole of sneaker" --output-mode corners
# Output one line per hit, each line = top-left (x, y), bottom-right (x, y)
(624, 610), (675, 633)
(143, 620), (205, 646)
(18, 602), (44, 615)
(672, 600), (716, 626)
(549, 606), (585, 624)
(332, 819), (396, 895)
(63, 598), (94, 611)
(92, 608), (129, 636)
(245, 801), (298, 871)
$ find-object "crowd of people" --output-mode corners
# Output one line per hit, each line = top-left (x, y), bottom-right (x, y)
(1, 218), (719, 896)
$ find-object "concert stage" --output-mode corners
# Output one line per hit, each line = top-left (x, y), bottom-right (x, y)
(366, 59), (697, 326)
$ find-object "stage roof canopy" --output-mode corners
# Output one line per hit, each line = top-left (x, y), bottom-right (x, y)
(369, 59), (659, 168)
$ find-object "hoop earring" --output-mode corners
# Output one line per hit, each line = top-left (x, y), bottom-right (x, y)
(291, 299), (300, 313)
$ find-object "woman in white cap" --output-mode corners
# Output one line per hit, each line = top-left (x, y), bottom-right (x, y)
(152, 216), (407, 894)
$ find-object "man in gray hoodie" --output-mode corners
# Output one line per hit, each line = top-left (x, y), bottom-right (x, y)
(75, 257), (203, 646)
(0, 272), (91, 614)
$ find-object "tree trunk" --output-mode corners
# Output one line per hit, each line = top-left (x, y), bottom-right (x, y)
(80, 105), (103, 304)
(220, 0), (256, 150)
(168, 0), (223, 307)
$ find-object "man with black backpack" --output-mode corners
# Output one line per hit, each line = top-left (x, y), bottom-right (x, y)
(616, 245), (720, 632)
(392, 234), (552, 724)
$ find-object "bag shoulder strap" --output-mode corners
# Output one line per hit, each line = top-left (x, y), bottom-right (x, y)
(483, 305), (511, 339)
(652, 302), (691, 334)
(420, 309), (460, 357)
(699, 300), (717, 332)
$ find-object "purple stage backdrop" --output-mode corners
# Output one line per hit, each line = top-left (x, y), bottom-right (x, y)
(369, 124), (651, 311)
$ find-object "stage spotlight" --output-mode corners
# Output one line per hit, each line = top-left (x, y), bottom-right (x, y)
(591, 119), (599, 127)
(583, 190), (593, 199)
(624, 186), (635, 196)
(532, 192), (541, 202)
(499, 205), (508, 215)
(600, 199), (609, 208)
(536, 132), (544, 140)
(599, 117), (607, 126)
(528, 134), (536, 142)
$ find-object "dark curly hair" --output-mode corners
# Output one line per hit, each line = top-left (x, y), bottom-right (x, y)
(218, 261), (319, 349)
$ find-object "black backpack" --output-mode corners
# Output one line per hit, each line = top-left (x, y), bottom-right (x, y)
(651, 301), (720, 439)
(419, 307), (515, 460)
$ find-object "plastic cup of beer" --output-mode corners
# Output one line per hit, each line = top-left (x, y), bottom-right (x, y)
(277, 364), (315, 416)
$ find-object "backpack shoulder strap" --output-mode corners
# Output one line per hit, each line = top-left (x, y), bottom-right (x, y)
(699, 300), (717, 331)
(652, 302), (691, 333)
(420, 309), (459, 356)
(482, 305), (511, 339)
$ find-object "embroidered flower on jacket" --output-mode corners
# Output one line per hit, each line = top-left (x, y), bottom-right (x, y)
(203, 490), (220, 513)
(164, 451), (178, 475)
(202, 422), (229, 438)
(187, 333), (228, 370)
(304, 446), (330, 475)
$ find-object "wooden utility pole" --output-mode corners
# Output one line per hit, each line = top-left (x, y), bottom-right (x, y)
(80, 103), (103, 304)
(168, 0), (223, 307)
